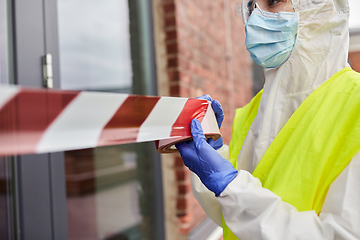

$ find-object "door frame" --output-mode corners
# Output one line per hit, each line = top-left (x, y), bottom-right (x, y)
(9, 0), (164, 239)
(11, 0), (67, 239)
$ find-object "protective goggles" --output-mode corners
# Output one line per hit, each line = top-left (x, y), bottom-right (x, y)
(241, 0), (293, 24)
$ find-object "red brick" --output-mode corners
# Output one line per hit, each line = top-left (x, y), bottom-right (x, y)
(349, 52), (360, 72)
(165, 15), (176, 27)
(176, 197), (187, 210)
(174, 156), (185, 167)
(160, 0), (254, 236)
(177, 185), (187, 195)
(165, 30), (177, 41)
(177, 182), (192, 195)
(170, 85), (179, 97)
(175, 169), (185, 181)
(166, 42), (178, 54)
(163, 2), (175, 13)
(167, 70), (179, 82)
(167, 56), (178, 67)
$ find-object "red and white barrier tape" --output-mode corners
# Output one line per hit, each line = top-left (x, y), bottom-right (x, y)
(0, 85), (220, 156)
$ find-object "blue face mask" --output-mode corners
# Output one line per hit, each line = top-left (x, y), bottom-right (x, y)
(245, 8), (299, 68)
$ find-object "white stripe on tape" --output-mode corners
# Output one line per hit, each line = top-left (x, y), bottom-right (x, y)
(136, 97), (188, 142)
(0, 85), (221, 156)
(156, 103), (221, 153)
(0, 85), (19, 109)
(36, 92), (129, 153)
(200, 103), (219, 134)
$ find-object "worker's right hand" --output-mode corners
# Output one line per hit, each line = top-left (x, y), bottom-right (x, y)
(196, 95), (224, 150)
(176, 119), (238, 196)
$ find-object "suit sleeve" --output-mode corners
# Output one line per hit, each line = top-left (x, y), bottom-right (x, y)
(217, 151), (360, 240)
(190, 144), (230, 226)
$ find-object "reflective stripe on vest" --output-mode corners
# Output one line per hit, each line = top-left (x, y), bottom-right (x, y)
(223, 68), (360, 240)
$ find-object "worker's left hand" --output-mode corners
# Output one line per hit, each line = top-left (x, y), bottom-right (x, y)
(176, 119), (238, 196)
(196, 95), (224, 150)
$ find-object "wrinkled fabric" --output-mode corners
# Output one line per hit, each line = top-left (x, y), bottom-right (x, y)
(190, 144), (230, 227)
(218, 152), (360, 240)
(245, 9), (299, 68)
(191, 0), (358, 239)
(192, 151), (360, 239)
(239, 0), (350, 173)
(250, 68), (360, 214)
(218, 154), (360, 240)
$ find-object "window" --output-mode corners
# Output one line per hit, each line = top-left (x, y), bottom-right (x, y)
(57, 0), (163, 239)
(2, 0), (163, 238)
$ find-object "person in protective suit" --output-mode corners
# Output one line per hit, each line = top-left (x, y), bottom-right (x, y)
(176, 0), (360, 239)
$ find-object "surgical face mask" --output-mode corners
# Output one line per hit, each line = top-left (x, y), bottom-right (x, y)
(245, 8), (299, 68)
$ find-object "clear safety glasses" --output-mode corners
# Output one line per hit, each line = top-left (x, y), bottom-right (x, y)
(241, 0), (293, 24)
(241, 0), (260, 24)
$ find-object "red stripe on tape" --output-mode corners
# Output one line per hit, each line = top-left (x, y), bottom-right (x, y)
(97, 95), (160, 146)
(0, 89), (79, 155)
(170, 98), (208, 137)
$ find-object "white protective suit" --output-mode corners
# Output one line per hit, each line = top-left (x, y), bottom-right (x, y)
(191, 0), (360, 239)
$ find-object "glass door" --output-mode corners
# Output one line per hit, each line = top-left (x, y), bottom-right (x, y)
(1, 0), (162, 238)
(57, 0), (163, 239)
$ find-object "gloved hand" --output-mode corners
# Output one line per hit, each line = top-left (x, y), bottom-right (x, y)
(196, 95), (224, 150)
(176, 119), (238, 196)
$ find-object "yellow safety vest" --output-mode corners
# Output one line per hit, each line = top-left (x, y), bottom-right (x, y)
(223, 68), (360, 240)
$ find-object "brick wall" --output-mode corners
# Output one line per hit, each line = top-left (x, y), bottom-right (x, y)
(153, 0), (253, 238)
(163, 0), (253, 142)
(349, 51), (360, 72)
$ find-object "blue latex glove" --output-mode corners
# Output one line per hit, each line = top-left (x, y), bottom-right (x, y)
(196, 95), (224, 150)
(176, 119), (238, 196)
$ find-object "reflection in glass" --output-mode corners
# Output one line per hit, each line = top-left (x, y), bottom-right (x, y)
(65, 144), (156, 240)
(58, 0), (159, 239)
(58, 0), (133, 92)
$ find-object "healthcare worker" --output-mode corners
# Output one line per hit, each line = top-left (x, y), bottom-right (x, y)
(176, 0), (360, 239)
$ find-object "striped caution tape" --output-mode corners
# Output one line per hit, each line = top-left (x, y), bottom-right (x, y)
(0, 85), (220, 156)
